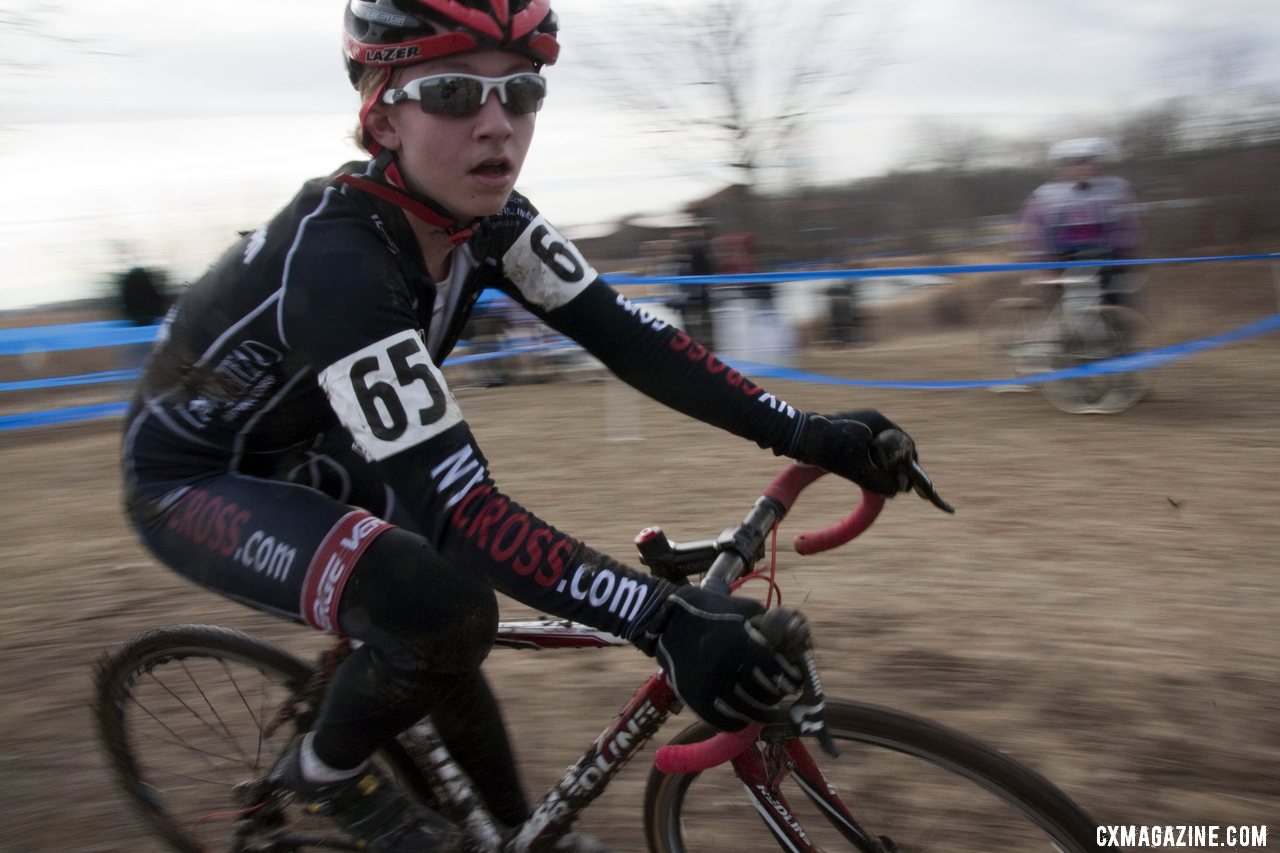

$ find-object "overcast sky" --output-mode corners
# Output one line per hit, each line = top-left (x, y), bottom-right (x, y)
(2, 0), (1278, 308)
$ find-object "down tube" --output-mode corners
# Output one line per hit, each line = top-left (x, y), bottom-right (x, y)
(509, 673), (681, 851)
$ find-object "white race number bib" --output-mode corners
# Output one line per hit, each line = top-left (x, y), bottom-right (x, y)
(502, 215), (596, 310)
(319, 330), (463, 461)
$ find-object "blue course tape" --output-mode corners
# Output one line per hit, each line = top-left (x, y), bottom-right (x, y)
(0, 320), (160, 355)
(605, 252), (1280, 286)
(3, 252), (1277, 428)
(3, 316), (1277, 429)
(448, 339), (578, 365)
(0, 401), (130, 431)
(733, 313), (1280, 390)
(0, 369), (140, 392)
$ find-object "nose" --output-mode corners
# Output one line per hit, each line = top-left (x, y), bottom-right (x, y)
(472, 92), (514, 139)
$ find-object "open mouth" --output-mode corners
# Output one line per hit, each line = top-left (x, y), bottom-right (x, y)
(471, 158), (512, 179)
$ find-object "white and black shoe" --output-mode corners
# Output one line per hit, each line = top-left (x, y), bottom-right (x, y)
(272, 741), (463, 852)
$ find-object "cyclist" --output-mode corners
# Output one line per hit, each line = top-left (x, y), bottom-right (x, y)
(1019, 137), (1143, 306)
(121, 2), (932, 849)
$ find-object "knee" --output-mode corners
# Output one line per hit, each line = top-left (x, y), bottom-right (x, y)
(341, 527), (498, 675)
(424, 575), (499, 673)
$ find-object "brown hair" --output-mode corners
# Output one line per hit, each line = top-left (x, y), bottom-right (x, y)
(352, 66), (388, 154)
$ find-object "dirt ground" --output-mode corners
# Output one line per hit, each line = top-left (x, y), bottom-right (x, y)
(2, 262), (1277, 851)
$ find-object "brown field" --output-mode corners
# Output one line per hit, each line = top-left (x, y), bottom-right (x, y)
(2, 262), (1277, 850)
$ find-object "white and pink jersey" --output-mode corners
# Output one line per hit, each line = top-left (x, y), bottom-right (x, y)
(1020, 176), (1141, 257)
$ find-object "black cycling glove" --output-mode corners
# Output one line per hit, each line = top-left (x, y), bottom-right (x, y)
(791, 409), (915, 496)
(642, 586), (802, 731)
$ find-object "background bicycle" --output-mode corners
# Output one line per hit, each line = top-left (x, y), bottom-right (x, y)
(95, 455), (1114, 852)
(980, 264), (1152, 414)
(456, 291), (604, 388)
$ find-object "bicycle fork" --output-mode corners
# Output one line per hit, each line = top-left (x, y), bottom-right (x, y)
(733, 738), (895, 853)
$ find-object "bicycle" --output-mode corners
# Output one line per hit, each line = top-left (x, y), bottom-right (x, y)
(94, 453), (1113, 852)
(981, 264), (1152, 414)
(458, 293), (603, 388)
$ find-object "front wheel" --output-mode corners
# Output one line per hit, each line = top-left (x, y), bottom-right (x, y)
(1041, 305), (1151, 414)
(644, 699), (1108, 852)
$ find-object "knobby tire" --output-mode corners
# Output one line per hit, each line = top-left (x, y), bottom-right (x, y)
(643, 698), (1106, 852)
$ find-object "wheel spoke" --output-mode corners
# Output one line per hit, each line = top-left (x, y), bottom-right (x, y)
(96, 627), (341, 851)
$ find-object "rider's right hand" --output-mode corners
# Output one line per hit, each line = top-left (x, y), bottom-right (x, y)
(642, 586), (803, 731)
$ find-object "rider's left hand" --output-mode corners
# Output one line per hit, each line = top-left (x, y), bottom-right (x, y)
(792, 409), (916, 496)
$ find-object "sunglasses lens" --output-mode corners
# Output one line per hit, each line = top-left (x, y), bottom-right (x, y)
(409, 74), (546, 116)
(419, 76), (485, 116)
(503, 75), (547, 115)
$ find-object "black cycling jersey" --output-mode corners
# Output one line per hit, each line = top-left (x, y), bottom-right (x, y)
(123, 159), (807, 643)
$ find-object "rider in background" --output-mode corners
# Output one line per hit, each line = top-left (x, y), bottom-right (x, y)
(121, 1), (933, 850)
(1019, 137), (1143, 306)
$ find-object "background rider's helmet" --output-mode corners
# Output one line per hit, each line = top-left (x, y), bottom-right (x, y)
(1049, 137), (1114, 164)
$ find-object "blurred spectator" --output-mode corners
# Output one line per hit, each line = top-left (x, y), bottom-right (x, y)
(1019, 137), (1143, 306)
(116, 261), (171, 373)
(669, 222), (717, 349)
(711, 231), (795, 366)
(119, 264), (171, 326)
(824, 280), (867, 347)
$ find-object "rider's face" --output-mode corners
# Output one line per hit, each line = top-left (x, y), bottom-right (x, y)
(1060, 158), (1101, 182)
(370, 50), (538, 223)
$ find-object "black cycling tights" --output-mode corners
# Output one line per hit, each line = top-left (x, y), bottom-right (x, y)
(312, 644), (530, 826)
(311, 526), (531, 826)
(127, 463), (531, 826)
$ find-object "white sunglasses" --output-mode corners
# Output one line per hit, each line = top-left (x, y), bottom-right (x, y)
(383, 72), (547, 117)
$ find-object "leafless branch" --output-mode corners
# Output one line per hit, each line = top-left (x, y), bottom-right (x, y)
(571, 0), (896, 192)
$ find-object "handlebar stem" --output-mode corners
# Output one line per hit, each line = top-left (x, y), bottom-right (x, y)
(702, 496), (786, 595)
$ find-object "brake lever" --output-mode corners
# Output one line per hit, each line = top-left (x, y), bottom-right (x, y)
(908, 459), (955, 514)
(755, 609), (839, 758)
(871, 431), (955, 515)
(791, 648), (839, 758)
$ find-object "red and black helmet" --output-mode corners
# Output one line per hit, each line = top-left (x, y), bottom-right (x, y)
(343, 0), (560, 85)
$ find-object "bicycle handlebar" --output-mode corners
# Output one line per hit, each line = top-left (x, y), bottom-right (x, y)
(762, 464), (887, 555)
(654, 724), (761, 774)
(655, 462), (887, 775)
(763, 464), (887, 551)
(700, 464), (888, 597)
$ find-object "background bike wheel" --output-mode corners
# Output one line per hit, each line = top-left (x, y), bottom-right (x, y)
(979, 297), (1048, 393)
(93, 625), (424, 853)
(1041, 305), (1151, 415)
(644, 699), (1104, 853)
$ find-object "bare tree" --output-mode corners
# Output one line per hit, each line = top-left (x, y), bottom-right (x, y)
(899, 120), (1000, 173)
(571, 0), (896, 197)
(0, 3), (121, 74)
(0, 4), (56, 78)
(0, 3), (119, 126)
(1149, 27), (1280, 150)
(1117, 102), (1188, 163)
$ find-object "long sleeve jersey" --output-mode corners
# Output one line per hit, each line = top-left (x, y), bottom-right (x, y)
(1020, 176), (1141, 257)
(124, 160), (806, 643)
